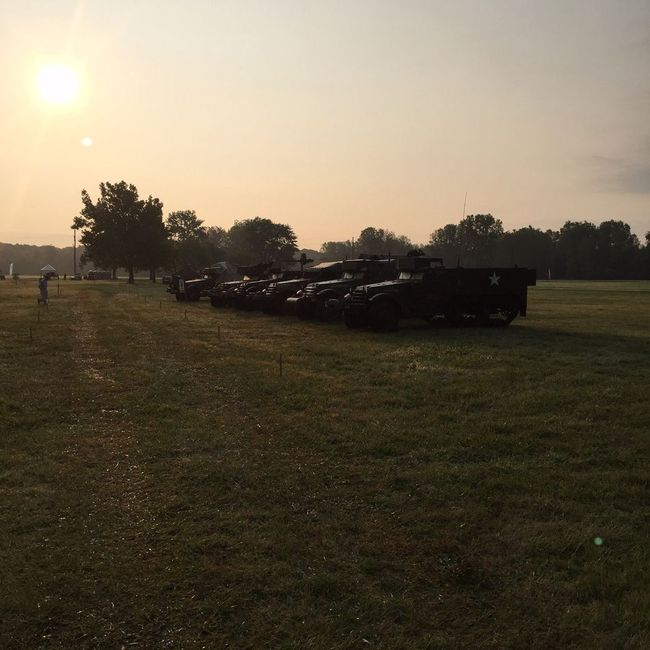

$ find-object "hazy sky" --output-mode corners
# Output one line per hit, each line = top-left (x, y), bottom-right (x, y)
(1, 0), (648, 248)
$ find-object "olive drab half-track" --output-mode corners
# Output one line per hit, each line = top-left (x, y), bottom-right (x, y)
(232, 269), (303, 310)
(168, 263), (238, 302)
(262, 261), (343, 314)
(291, 256), (398, 320)
(343, 256), (536, 332)
(208, 262), (275, 308)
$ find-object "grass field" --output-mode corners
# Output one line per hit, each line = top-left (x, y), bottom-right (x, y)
(1, 278), (649, 648)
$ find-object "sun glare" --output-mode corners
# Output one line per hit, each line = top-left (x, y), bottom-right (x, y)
(36, 64), (79, 105)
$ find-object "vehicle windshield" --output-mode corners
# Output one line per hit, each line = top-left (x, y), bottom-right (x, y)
(398, 271), (424, 280)
(342, 271), (365, 280)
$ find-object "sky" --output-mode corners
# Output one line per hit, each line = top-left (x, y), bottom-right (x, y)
(1, 0), (648, 249)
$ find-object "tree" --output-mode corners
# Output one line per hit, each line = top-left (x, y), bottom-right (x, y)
(166, 210), (206, 242)
(456, 214), (504, 265)
(428, 224), (460, 264)
(202, 226), (230, 263)
(356, 227), (412, 256)
(556, 221), (599, 279)
(320, 227), (412, 260)
(72, 181), (168, 283)
(641, 232), (650, 280)
(320, 240), (356, 260)
(497, 227), (555, 277)
(596, 220), (640, 279)
(166, 210), (208, 270)
(138, 201), (173, 282)
(228, 217), (298, 265)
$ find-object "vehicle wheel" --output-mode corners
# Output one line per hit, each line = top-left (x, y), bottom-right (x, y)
(318, 298), (339, 321)
(210, 296), (220, 308)
(444, 300), (464, 327)
(369, 300), (399, 332)
(495, 297), (520, 326)
(296, 301), (311, 320)
(472, 304), (490, 327)
(343, 311), (368, 329)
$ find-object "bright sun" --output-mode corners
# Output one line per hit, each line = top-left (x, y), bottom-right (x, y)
(36, 64), (79, 105)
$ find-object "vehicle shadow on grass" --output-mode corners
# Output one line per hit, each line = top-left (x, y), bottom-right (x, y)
(329, 318), (650, 358)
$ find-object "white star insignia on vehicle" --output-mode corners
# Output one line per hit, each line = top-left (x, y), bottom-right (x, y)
(489, 272), (500, 286)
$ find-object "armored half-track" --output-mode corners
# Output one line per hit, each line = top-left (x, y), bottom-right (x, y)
(343, 256), (536, 331)
(208, 262), (274, 308)
(168, 262), (238, 302)
(232, 270), (302, 310)
(291, 257), (397, 320)
(261, 261), (343, 314)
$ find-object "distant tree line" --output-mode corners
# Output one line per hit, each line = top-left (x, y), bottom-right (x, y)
(427, 214), (648, 279)
(2, 180), (647, 280)
(0, 243), (88, 277)
(322, 215), (650, 280)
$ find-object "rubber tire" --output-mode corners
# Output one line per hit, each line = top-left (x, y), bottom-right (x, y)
(496, 298), (520, 326)
(296, 301), (311, 320)
(368, 300), (399, 333)
(317, 298), (339, 321)
(444, 300), (464, 327)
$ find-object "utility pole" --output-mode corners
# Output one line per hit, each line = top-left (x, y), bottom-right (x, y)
(73, 228), (77, 275)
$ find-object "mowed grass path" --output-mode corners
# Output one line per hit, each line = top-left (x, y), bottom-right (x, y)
(1, 279), (648, 648)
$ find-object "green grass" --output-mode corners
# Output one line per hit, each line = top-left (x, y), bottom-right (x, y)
(1, 278), (649, 648)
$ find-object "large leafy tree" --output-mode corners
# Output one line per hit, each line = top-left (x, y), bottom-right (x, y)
(202, 226), (230, 263)
(429, 215), (503, 266)
(497, 226), (555, 276)
(228, 217), (298, 265)
(166, 210), (207, 270)
(556, 221), (599, 279)
(456, 214), (504, 265)
(428, 223), (460, 264)
(356, 227), (413, 256)
(596, 220), (640, 279)
(320, 226), (412, 260)
(72, 181), (169, 283)
(166, 210), (206, 242)
(320, 239), (356, 260)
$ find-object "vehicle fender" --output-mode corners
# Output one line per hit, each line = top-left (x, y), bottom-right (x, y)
(316, 288), (340, 301)
(368, 292), (400, 310)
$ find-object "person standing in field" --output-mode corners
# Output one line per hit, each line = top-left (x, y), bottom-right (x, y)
(38, 274), (48, 305)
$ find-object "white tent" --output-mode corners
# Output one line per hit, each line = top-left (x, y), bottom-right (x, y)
(40, 264), (56, 273)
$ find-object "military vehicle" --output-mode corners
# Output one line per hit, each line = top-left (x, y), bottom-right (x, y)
(169, 265), (223, 302)
(261, 261), (343, 314)
(234, 270), (304, 310)
(208, 263), (273, 308)
(291, 256), (397, 320)
(343, 255), (536, 331)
